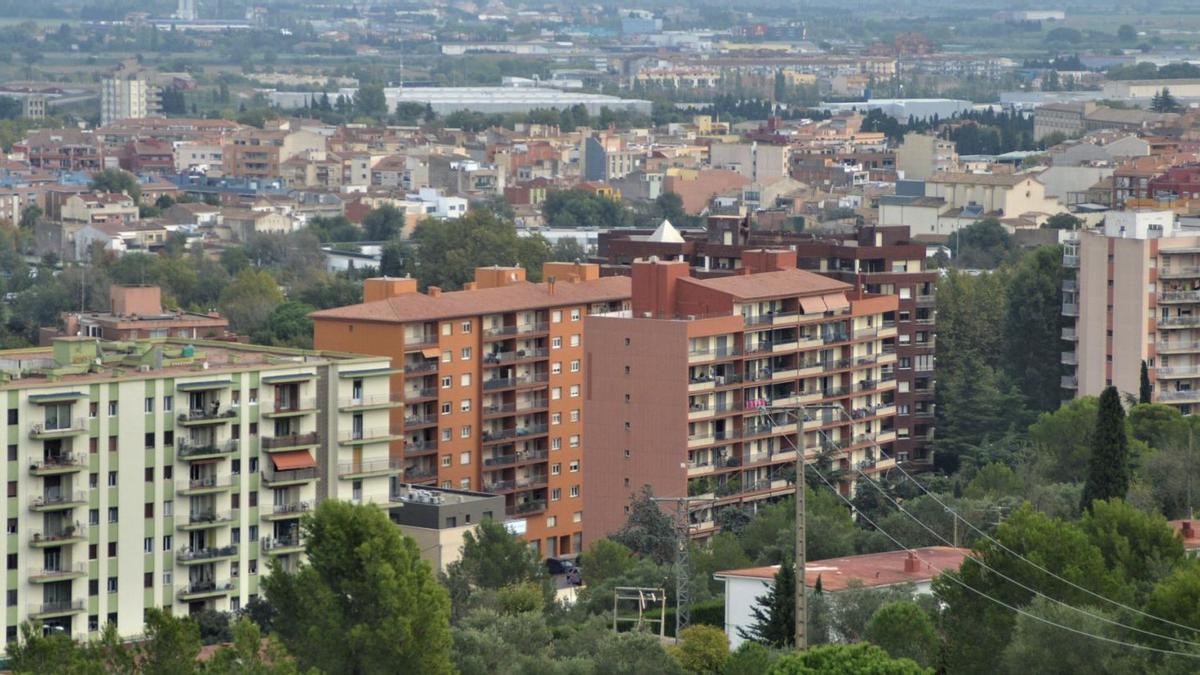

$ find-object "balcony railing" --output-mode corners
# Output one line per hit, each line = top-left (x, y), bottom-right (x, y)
(1160, 290), (1200, 304)
(1063, 254), (1079, 268)
(177, 439), (239, 459)
(31, 491), (87, 509)
(1061, 351), (1077, 366)
(403, 361), (438, 374)
(403, 388), (437, 401)
(178, 475), (232, 492)
(405, 440), (438, 455)
(264, 501), (313, 517)
(28, 563), (87, 580)
(179, 511), (235, 527)
(483, 448), (549, 467)
(1157, 341), (1200, 353)
(177, 545), (239, 562)
(1061, 303), (1079, 317)
(483, 399), (549, 416)
(1158, 389), (1200, 402)
(688, 347), (742, 359)
(1158, 267), (1200, 279)
(1159, 316), (1200, 328)
(177, 408), (237, 423)
(1061, 376), (1078, 389)
(483, 322), (549, 338)
(483, 348), (550, 365)
(29, 418), (88, 438)
(262, 534), (304, 551)
(483, 373), (549, 390)
(506, 500), (547, 516)
(178, 580), (235, 597)
(30, 525), (87, 545)
(262, 431), (319, 449)
(269, 398), (316, 414)
(338, 426), (404, 443)
(404, 333), (438, 349)
(29, 453), (87, 472)
(1062, 327), (1077, 341)
(337, 457), (404, 477)
(1156, 365), (1200, 378)
(482, 424), (549, 443)
(29, 600), (86, 616)
(339, 392), (405, 408)
(262, 466), (318, 484)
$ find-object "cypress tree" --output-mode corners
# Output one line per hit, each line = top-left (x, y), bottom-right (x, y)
(739, 556), (795, 648)
(1140, 360), (1152, 404)
(1081, 386), (1131, 510)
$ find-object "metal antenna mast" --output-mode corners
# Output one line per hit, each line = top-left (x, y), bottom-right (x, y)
(652, 495), (713, 638)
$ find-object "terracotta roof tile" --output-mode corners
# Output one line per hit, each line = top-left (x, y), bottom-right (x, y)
(681, 268), (850, 300)
(715, 546), (970, 592)
(311, 276), (632, 324)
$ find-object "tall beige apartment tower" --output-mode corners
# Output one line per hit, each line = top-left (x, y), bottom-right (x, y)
(1062, 210), (1200, 407)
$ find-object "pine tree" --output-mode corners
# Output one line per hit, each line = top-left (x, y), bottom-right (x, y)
(739, 556), (795, 648)
(1081, 386), (1131, 510)
(1140, 360), (1152, 404)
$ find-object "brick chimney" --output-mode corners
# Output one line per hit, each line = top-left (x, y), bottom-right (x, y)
(1184, 521), (1195, 539)
(631, 257), (690, 318)
(427, 286), (442, 297)
(903, 552), (921, 574)
(742, 249), (797, 274)
(363, 277), (417, 303)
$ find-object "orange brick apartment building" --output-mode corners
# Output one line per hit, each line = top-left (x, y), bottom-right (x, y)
(582, 252), (899, 544)
(312, 264), (630, 557)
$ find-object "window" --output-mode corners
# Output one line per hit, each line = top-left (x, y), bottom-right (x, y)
(144, 537), (153, 553)
(573, 511), (583, 524)
(144, 503), (153, 518)
(145, 432), (155, 449)
(232, 527), (240, 544)
(570, 485), (580, 498)
(552, 488), (562, 501)
(108, 507), (118, 523)
(5, 518), (14, 534)
(461, 425), (471, 439)
(163, 466), (172, 480)
(461, 347), (472, 361)
(570, 309), (581, 321)
(144, 397), (154, 413)
(551, 412), (562, 425)
(441, 454), (451, 468)
(249, 525), (259, 542)
(249, 388), (258, 404)
(551, 362), (562, 375)
(552, 437), (562, 450)
(460, 373), (471, 387)
(461, 321), (472, 334)
(89, 509), (99, 525)
(551, 387), (562, 400)
(441, 402), (452, 415)
(108, 436), (117, 452)
(162, 535), (172, 551)
(441, 428), (452, 442)
(231, 459), (241, 475)
(551, 463), (562, 475)
(551, 336), (562, 349)
(249, 457), (258, 473)
(569, 460), (579, 472)
(552, 310), (562, 323)
(163, 431), (173, 446)
(442, 350), (452, 363)
(163, 500), (172, 517)
(570, 360), (580, 373)
(570, 409), (580, 423)
(459, 477), (471, 489)
(249, 491), (258, 508)
(569, 435), (580, 448)
(108, 471), (118, 487)
(6, 481), (14, 498)
(570, 335), (580, 347)
(107, 401), (118, 416)
(88, 403), (98, 418)
(231, 561), (240, 578)
(6, 590), (15, 607)
(231, 390), (240, 406)
(442, 323), (452, 336)
(89, 437), (98, 453)
(144, 572), (153, 589)
(569, 385), (580, 398)
(5, 409), (14, 425)
(5, 554), (14, 571)
(90, 473), (100, 489)
(624, 366), (631, 375)
(441, 376), (452, 389)
(546, 516), (557, 528)
(6, 444), (14, 461)
(249, 422), (258, 436)
(107, 577), (118, 593)
(459, 452), (471, 465)
(162, 395), (172, 412)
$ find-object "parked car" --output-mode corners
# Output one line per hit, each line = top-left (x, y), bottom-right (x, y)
(545, 557), (577, 575)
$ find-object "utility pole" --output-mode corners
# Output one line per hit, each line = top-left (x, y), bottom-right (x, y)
(651, 495), (713, 639)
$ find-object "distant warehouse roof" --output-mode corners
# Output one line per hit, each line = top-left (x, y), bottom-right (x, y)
(269, 86), (653, 117)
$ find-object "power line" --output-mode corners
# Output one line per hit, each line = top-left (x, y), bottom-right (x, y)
(852, 464), (1200, 649)
(805, 461), (1200, 660)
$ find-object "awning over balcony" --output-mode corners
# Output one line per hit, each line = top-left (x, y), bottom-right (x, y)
(799, 296), (826, 314)
(176, 379), (233, 392)
(27, 391), (87, 404)
(421, 348), (440, 359)
(822, 293), (850, 312)
(262, 372), (316, 385)
(338, 367), (402, 378)
(271, 450), (317, 471)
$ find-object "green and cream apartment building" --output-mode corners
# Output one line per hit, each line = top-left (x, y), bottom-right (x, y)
(0, 337), (401, 643)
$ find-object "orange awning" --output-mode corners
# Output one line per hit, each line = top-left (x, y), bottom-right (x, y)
(822, 293), (850, 311)
(421, 347), (440, 359)
(799, 296), (827, 315)
(271, 450), (317, 471)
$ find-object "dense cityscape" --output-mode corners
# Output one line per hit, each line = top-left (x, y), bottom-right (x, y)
(3, 0), (1200, 672)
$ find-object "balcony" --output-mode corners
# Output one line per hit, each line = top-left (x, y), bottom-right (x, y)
(263, 399), (317, 418)
(28, 600), (86, 618)
(505, 500), (548, 517)
(1158, 267), (1200, 279)
(483, 447), (549, 468)
(1157, 341), (1200, 354)
(1061, 351), (1077, 366)
(1061, 303), (1079, 317)
(28, 563), (87, 583)
(177, 475), (233, 496)
(404, 440), (438, 456)
(403, 333), (438, 350)
(1061, 376), (1078, 389)
(482, 424), (548, 444)
(262, 534), (304, 555)
(1161, 290), (1200, 304)
(337, 426), (404, 445)
(1159, 389), (1200, 403)
(177, 545), (239, 564)
(177, 439), (238, 461)
(403, 387), (437, 403)
(177, 580), (235, 600)
(30, 525), (87, 547)
(1158, 316), (1200, 329)
(1062, 279), (1077, 293)
(29, 453), (87, 476)
(261, 466), (318, 486)
(483, 348), (550, 366)
(337, 457), (404, 479)
(262, 431), (320, 451)
(483, 322), (549, 339)
(688, 347), (742, 364)
(1063, 254), (1079, 268)
(403, 413), (437, 428)
(338, 392), (405, 411)
(403, 360), (438, 375)
(177, 511), (236, 531)
(1156, 365), (1200, 379)
(28, 418), (88, 440)
(482, 373), (549, 391)
(31, 491), (88, 512)
(1062, 327), (1077, 341)
(404, 467), (438, 482)
(483, 399), (549, 418)
(263, 501), (314, 520)
(177, 407), (237, 426)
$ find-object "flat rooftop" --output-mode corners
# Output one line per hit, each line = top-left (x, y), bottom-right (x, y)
(715, 546), (970, 591)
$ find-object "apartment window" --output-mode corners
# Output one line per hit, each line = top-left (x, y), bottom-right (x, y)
(249, 524), (259, 542)
(5, 481), (13, 498)
(231, 391), (240, 406)
(551, 387), (562, 400)
(552, 337), (562, 349)
(108, 507), (118, 523)
(144, 572), (153, 589)
(5, 518), (15, 534)
(249, 422), (258, 436)
(442, 376), (452, 389)
(231, 459), (241, 475)
(573, 511), (583, 524)
(249, 388), (258, 404)
(461, 425), (471, 439)
(108, 401), (118, 416)
(442, 481), (452, 489)
(6, 444), (14, 461)
(144, 397), (154, 413)
(107, 542), (117, 557)
(162, 395), (172, 412)
(461, 321), (472, 334)
(570, 309), (581, 321)
(144, 503), (154, 518)
(5, 409), (15, 425)
(570, 484), (580, 498)
(459, 478), (471, 489)
(249, 457), (258, 473)
(163, 500), (172, 517)
(461, 347), (472, 361)
(89, 509), (99, 525)
(551, 463), (562, 475)
(570, 360), (580, 373)
(89, 437), (98, 453)
(570, 335), (580, 347)
(569, 435), (580, 448)
(163, 431), (173, 446)
(249, 560), (258, 575)
(249, 491), (258, 508)
(442, 350), (452, 363)
(569, 385), (580, 398)
(106, 613), (116, 625)
(145, 432), (155, 449)
(231, 562), (240, 578)
(88, 580), (99, 596)
(546, 516), (557, 528)
(108, 436), (118, 452)
(108, 471), (118, 487)
(5, 554), (14, 571)
(552, 437), (562, 450)
(88, 615), (99, 632)
(624, 366), (631, 375)
(144, 537), (153, 553)
(441, 428), (452, 442)
(163, 535), (172, 551)
(6, 590), (15, 607)
(442, 323), (452, 336)
(552, 362), (562, 375)
(459, 452), (471, 465)
(624, 338), (631, 346)
(89, 544), (97, 560)
(569, 460), (579, 472)
(552, 412), (562, 425)
(460, 399), (471, 413)
(107, 577), (118, 593)
(460, 373), (471, 387)
(441, 402), (452, 415)
(163, 466), (172, 480)
(88, 403), (98, 419)
(552, 488), (562, 501)
(570, 410), (580, 423)
(441, 454), (452, 468)
(232, 527), (240, 544)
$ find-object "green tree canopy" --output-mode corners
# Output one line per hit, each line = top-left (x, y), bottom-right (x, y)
(362, 205), (405, 241)
(89, 168), (141, 202)
(740, 555), (795, 648)
(950, 218), (1015, 269)
(1081, 387), (1132, 510)
(767, 643), (930, 675)
(542, 188), (633, 229)
(405, 210), (552, 289)
(669, 624), (729, 675)
(218, 268), (284, 336)
(865, 601), (939, 668)
(263, 500), (453, 674)
(611, 485), (678, 564)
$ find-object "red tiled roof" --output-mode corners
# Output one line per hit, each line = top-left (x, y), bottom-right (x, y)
(311, 277), (632, 324)
(715, 546), (970, 592)
(681, 268), (850, 300)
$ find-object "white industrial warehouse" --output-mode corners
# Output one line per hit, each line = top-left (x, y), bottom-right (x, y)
(268, 86), (653, 116)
